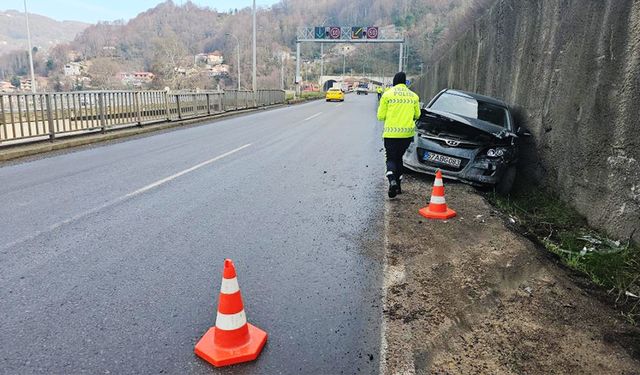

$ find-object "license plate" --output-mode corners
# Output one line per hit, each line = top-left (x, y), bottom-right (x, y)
(423, 152), (461, 168)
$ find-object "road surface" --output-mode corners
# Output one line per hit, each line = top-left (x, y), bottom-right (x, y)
(0, 95), (386, 374)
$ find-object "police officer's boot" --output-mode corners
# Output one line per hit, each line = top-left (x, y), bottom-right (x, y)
(388, 180), (399, 198)
(386, 171), (398, 198)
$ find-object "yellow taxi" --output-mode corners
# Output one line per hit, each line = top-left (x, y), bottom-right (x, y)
(325, 88), (344, 102)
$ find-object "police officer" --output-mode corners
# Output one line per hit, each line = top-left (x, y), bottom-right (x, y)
(377, 72), (420, 198)
(376, 86), (383, 101)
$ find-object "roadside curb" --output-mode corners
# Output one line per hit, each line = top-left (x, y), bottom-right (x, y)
(0, 104), (284, 163)
(379, 201), (417, 375)
(285, 97), (325, 105)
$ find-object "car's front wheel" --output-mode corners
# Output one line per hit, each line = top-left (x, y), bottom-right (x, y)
(495, 165), (516, 195)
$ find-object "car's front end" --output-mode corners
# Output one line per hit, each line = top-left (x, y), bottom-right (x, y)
(403, 90), (520, 192)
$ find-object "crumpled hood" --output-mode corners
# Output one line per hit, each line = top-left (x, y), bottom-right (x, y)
(426, 109), (516, 139)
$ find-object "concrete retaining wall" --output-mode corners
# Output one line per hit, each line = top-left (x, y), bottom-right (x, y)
(413, 0), (640, 242)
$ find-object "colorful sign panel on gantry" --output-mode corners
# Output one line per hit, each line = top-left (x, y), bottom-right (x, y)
(313, 26), (379, 40)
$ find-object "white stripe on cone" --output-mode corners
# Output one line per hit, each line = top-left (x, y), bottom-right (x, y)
(433, 178), (443, 187)
(430, 195), (446, 204)
(220, 277), (240, 294)
(215, 310), (247, 331)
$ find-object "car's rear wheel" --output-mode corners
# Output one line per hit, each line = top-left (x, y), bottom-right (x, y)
(495, 165), (516, 195)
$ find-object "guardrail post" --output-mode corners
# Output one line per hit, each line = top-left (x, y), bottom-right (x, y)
(98, 92), (107, 133)
(206, 93), (211, 115)
(45, 94), (56, 140)
(176, 94), (182, 120)
(134, 92), (142, 126)
(164, 91), (171, 121)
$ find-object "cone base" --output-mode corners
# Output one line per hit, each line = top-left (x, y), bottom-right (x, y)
(419, 206), (457, 220)
(194, 323), (268, 367)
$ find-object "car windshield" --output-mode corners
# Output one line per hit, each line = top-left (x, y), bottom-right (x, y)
(429, 92), (509, 128)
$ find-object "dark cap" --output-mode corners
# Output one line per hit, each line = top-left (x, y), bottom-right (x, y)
(393, 72), (407, 86)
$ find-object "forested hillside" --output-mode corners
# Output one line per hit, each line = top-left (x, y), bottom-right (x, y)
(0, 10), (89, 56)
(1, 0), (473, 90)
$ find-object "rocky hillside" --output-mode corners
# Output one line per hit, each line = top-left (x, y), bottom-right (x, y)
(0, 10), (89, 55)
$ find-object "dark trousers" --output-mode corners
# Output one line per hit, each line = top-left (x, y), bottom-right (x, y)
(384, 137), (413, 182)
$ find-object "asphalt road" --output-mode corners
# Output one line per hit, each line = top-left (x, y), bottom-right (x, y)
(0, 94), (386, 374)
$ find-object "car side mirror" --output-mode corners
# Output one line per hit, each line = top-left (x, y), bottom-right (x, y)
(516, 126), (532, 137)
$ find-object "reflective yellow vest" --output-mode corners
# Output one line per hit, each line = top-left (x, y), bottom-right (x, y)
(376, 87), (383, 94)
(377, 84), (420, 138)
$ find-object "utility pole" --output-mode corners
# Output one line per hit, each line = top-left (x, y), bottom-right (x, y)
(398, 42), (403, 72)
(252, 0), (257, 94)
(295, 42), (300, 97)
(342, 50), (346, 77)
(24, 0), (36, 93)
(225, 33), (241, 90)
(280, 54), (285, 90)
(404, 43), (409, 73)
(320, 43), (324, 84)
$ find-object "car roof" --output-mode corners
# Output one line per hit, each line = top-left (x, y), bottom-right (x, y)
(444, 89), (508, 107)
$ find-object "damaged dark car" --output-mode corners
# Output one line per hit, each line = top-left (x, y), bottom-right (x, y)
(403, 89), (529, 194)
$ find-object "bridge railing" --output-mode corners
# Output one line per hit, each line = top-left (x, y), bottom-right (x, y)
(0, 89), (285, 146)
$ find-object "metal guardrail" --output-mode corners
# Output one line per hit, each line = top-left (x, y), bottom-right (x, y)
(0, 89), (285, 146)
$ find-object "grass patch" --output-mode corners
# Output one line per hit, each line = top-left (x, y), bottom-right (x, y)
(488, 190), (640, 324)
(299, 91), (325, 100)
(285, 91), (326, 104)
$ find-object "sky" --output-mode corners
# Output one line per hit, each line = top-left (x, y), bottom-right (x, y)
(0, 0), (280, 23)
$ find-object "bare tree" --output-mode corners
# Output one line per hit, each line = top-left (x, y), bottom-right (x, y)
(88, 58), (121, 89)
(149, 32), (191, 89)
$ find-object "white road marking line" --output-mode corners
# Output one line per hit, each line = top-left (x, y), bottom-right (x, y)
(303, 112), (323, 121)
(0, 144), (252, 252)
(125, 144), (251, 198)
(379, 203), (392, 375)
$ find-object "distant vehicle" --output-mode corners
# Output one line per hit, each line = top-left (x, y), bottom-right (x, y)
(325, 88), (345, 102)
(356, 83), (368, 95)
(403, 89), (531, 194)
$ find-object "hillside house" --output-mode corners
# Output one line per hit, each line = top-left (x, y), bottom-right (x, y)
(207, 64), (230, 78)
(195, 51), (224, 66)
(117, 71), (154, 87)
(63, 62), (84, 77)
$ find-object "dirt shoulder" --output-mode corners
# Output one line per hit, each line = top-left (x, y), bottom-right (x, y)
(381, 173), (640, 374)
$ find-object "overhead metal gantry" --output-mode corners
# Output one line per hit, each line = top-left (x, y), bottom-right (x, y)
(295, 26), (405, 94)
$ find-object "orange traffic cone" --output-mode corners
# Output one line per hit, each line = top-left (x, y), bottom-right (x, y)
(419, 169), (457, 220)
(194, 259), (267, 367)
